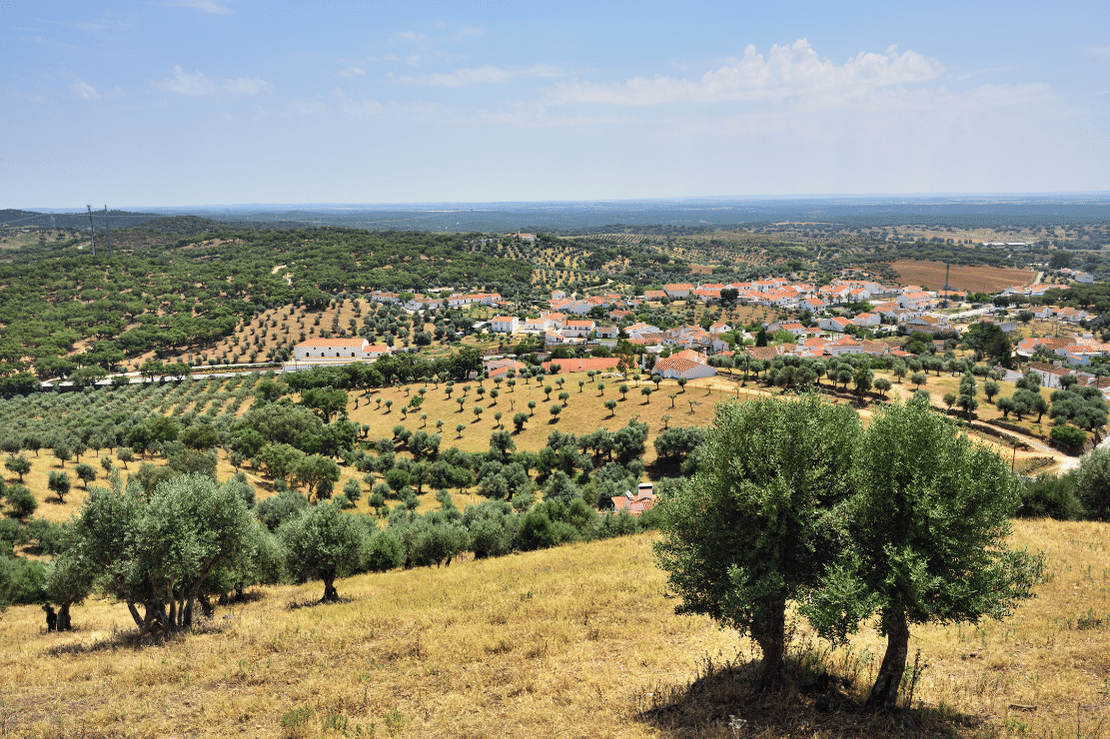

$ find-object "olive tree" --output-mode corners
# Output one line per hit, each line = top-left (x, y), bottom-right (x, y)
(807, 398), (1045, 708)
(47, 472), (260, 633)
(279, 501), (365, 601)
(1074, 447), (1110, 521)
(654, 394), (861, 691)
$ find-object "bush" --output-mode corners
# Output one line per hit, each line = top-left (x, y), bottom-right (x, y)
(1050, 424), (1087, 451)
(517, 502), (578, 551)
(0, 556), (47, 607)
(363, 530), (405, 572)
(256, 489), (309, 532)
(4, 485), (37, 520)
(1017, 473), (1085, 520)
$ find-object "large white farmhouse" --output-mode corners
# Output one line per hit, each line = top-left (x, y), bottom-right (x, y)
(292, 337), (392, 362)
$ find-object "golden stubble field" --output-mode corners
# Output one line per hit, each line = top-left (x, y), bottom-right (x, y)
(1, 521), (1107, 739)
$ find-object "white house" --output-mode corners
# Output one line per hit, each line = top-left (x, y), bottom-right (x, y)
(818, 316), (853, 333)
(652, 350), (718, 381)
(293, 337), (369, 361)
(489, 316), (520, 334)
(561, 319), (597, 338)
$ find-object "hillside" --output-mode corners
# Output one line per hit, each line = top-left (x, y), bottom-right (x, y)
(1, 519), (1107, 738)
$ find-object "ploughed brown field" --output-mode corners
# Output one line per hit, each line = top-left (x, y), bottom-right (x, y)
(888, 260), (1036, 293)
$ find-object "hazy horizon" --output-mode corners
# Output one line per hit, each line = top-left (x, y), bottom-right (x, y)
(15, 192), (1110, 215)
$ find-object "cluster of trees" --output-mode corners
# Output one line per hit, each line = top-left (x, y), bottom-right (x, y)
(0, 220), (531, 378)
(29, 450), (662, 624)
(654, 394), (1044, 707)
(1017, 448), (1110, 521)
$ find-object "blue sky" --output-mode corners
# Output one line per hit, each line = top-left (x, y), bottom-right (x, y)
(3, 0), (1108, 208)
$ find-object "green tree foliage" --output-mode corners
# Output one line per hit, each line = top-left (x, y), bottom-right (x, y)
(292, 454), (341, 502)
(462, 500), (518, 559)
(47, 470), (71, 502)
(654, 394), (861, 691)
(807, 399), (1044, 708)
(4, 454), (31, 482)
(278, 501), (365, 601)
(363, 529), (405, 572)
(1049, 385), (1108, 432)
(181, 423), (221, 450)
(1074, 448), (1110, 521)
(256, 488), (310, 532)
(961, 322), (1013, 368)
(74, 462), (97, 489)
(4, 484), (37, 519)
(300, 386), (349, 423)
(48, 472), (263, 632)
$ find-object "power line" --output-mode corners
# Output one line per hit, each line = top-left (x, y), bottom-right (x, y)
(104, 205), (113, 259)
(86, 204), (96, 256)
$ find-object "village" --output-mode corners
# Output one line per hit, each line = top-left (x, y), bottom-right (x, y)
(287, 272), (1109, 394)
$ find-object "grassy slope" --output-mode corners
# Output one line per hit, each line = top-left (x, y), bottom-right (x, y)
(0, 520), (1107, 738)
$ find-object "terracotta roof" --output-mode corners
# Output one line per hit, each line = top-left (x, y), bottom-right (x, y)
(541, 357), (621, 372)
(295, 337), (366, 348)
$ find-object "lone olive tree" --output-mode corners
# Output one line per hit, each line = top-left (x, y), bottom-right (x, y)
(806, 398), (1044, 708)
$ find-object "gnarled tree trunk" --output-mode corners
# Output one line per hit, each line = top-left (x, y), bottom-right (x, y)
(867, 609), (910, 709)
(752, 597), (787, 692)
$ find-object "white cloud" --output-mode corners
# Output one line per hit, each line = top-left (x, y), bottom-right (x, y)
(153, 66), (273, 96)
(284, 97), (330, 117)
(1088, 46), (1110, 63)
(547, 39), (944, 106)
(333, 93), (384, 118)
(69, 77), (126, 101)
(339, 67), (366, 78)
(393, 64), (562, 87)
(154, 66), (216, 95)
(168, 0), (232, 14)
(223, 76), (275, 95)
(71, 77), (100, 100)
(396, 31), (425, 42)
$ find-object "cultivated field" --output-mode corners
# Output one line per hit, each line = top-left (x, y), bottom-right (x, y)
(888, 260), (1036, 293)
(0, 520), (1107, 738)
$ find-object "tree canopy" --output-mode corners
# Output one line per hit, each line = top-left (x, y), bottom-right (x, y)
(653, 394), (861, 690)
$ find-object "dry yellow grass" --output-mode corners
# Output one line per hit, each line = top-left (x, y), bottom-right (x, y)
(345, 371), (740, 460)
(1, 520), (1107, 738)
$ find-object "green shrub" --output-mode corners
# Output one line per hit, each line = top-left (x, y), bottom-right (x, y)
(0, 556), (47, 607)
(1050, 424), (1087, 450)
(1017, 473), (1084, 520)
(4, 485), (37, 520)
(363, 530), (405, 572)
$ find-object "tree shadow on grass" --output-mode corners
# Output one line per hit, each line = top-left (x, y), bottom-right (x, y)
(635, 647), (984, 739)
(286, 595), (354, 610)
(43, 619), (232, 656)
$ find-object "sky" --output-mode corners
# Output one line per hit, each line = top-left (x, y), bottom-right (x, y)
(2, 0), (1109, 209)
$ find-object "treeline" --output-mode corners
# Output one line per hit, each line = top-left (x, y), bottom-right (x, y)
(0, 220), (531, 377)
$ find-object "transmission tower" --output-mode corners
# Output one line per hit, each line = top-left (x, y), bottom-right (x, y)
(104, 205), (113, 258)
(86, 205), (96, 255)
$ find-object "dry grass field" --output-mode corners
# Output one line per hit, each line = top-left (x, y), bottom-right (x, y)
(888, 260), (1036, 293)
(1, 520), (1107, 738)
